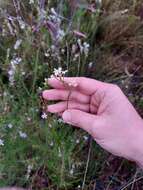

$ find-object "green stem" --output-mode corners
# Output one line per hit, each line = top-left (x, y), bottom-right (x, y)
(32, 49), (40, 94)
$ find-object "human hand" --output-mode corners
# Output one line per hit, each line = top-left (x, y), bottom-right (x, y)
(43, 77), (143, 167)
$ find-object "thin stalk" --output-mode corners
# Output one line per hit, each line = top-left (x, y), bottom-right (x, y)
(82, 137), (92, 190)
(32, 49), (40, 94)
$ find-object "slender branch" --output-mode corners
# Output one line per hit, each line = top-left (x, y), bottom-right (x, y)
(82, 137), (92, 190)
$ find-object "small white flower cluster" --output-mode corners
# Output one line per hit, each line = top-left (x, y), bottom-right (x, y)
(41, 112), (48, 120)
(11, 57), (22, 65)
(0, 139), (4, 146)
(17, 16), (26, 30)
(8, 57), (22, 85)
(50, 141), (54, 147)
(14, 39), (22, 50)
(51, 67), (68, 78)
(19, 131), (27, 139)
(58, 147), (62, 157)
(29, 0), (34, 4)
(7, 123), (13, 129)
(77, 39), (90, 57)
(56, 29), (65, 42)
(78, 185), (81, 189)
(69, 164), (75, 175)
(88, 62), (93, 69)
(58, 118), (65, 123)
(26, 164), (33, 179)
(45, 45), (65, 59)
(83, 135), (88, 141)
(48, 8), (61, 24)
(76, 139), (80, 144)
(121, 9), (129, 14)
(45, 49), (50, 57)
(96, 0), (102, 5)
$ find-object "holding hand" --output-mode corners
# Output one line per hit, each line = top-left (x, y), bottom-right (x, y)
(43, 77), (143, 167)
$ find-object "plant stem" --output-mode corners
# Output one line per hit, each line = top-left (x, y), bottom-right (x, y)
(82, 137), (92, 190)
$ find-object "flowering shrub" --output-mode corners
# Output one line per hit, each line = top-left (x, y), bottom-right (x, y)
(0, 0), (143, 189)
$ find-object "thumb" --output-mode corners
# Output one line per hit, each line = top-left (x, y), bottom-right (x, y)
(62, 109), (101, 135)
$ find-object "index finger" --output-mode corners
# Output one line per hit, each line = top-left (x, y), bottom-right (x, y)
(48, 77), (106, 95)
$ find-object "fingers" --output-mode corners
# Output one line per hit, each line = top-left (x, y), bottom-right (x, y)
(47, 77), (106, 95)
(62, 109), (102, 136)
(48, 101), (89, 113)
(43, 89), (90, 104)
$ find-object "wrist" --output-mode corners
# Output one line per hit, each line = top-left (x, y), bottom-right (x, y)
(129, 120), (143, 168)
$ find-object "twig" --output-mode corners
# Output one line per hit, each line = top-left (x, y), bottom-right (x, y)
(82, 137), (92, 190)
(119, 175), (143, 190)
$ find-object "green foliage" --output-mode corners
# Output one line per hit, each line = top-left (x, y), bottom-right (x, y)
(0, 0), (143, 189)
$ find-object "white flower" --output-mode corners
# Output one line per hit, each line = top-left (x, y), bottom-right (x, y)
(96, 0), (102, 5)
(58, 147), (62, 157)
(83, 136), (88, 141)
(77, 39), (83, 53)
(61, 49), (65, 54)
(22, 71), (26, 76)
(50, 141), (54, 147)
(57, 29), (65, 41)
(51, 8), (57, 15)
(14, 39), (22, 50)
(17, 17), (26, 30)
(45, 52), (50, 57)
(0, 139), (4, 146)
(76, 139), (80, 144)
(3, 92), (8, 97)
(58, 118), (65, 123)
(83, 42), (90, 56)
(26, 164), (33, 179)
(48, 8), (61, 24)
(8, 69), (14, 76)
(8, 57), (22, 85)
(27, 117), (31, 122)
(29, 0), (34, 4)
(73, 53), (80, 61)
(69, 168), (74, 175)
(7, 123), (13, 129)
(69, 164), (75, 175)
(19, 131), (27, 139)
(11, 57), (22, 66)
(51, 45), (55, 51)
(52, 67), (68, 78)
(88, 62), (93, 68)
(8, 69), (15, 85)
(77, 39), (90, 56)
(41, 112), (48, 119)
(121, 9), (129, 14)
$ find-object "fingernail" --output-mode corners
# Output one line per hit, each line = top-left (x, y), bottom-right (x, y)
(62, 111), (71, 123)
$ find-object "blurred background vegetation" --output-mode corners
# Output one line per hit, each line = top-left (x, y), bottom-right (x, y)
(0, 0), (143, 189)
